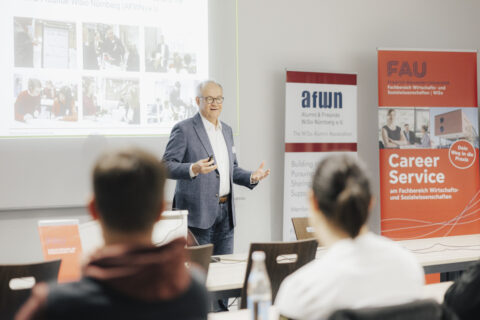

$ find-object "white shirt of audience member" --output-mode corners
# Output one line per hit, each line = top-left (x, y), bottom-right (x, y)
(275, 232), (424, 320)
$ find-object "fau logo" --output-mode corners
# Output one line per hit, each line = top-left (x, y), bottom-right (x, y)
(301, 91), (342, 109)
(387, 61), (427, 77)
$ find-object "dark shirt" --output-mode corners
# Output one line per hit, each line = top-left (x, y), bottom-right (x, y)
(29, 276), (208, 320)
(443, 260), (480, 320)
(383, 125), (402, 141)
(16, 238), (208, 320)
(404, 130), (415, 144)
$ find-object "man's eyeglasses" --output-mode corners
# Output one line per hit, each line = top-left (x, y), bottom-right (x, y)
(200, 96), (224, 104)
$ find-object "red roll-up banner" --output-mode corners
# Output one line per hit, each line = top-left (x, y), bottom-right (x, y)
(378, 49), (480, 240)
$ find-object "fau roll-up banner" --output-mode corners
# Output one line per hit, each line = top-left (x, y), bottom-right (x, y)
(378, 49), (480, 239)
(38, 220), (83, 282)
(283, 70), (357, 241)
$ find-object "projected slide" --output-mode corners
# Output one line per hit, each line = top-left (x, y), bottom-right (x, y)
(1, 0), (207, 136)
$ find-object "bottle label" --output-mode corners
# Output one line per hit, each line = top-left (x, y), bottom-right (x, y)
(247, 298), (271, 320)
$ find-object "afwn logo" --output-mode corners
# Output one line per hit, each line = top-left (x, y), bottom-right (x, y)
(301, 91), (342, 108)
(387, 61), (426, 78)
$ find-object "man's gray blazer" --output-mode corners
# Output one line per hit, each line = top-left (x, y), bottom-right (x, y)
(163, 113), (256, 229)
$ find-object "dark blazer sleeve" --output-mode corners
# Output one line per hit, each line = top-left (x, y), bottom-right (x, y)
(163, 123), (194, 180)
(443, 260), (480, 320)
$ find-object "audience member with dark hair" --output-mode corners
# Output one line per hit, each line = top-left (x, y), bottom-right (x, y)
(443, 260), (480, 320)
(16, 148), (209, 320)
(275, 155), (424, 320)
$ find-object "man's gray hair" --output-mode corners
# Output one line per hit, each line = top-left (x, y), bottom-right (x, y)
(196, 80), (223, 97)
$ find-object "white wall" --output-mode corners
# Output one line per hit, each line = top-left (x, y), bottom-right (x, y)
(233, 0), (480, 252)
(2, 0), (480, 260)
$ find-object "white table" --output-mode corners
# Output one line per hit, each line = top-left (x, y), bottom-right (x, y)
(207, 234), (480, 299)
(398, 234), (480, 274)
(207, 254), (247, 300)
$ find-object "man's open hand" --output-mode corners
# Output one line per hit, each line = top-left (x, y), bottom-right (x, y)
(251, 161), (270, 183)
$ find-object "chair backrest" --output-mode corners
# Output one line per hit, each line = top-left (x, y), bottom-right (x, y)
(240, 239), (318, 308)
(291, 217), (315, 240)
(327, 299), (459, 320)
(185, 243), (213, 274)
(0, 260), (61, 319)
(186, 228), (200, 247)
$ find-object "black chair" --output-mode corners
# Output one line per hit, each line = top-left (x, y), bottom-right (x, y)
(327, 299), (459, 320)
(240, 239), (318, 308)
(186, 243), (214, 274)
(0, 260), (61, 319)
(291, 217), (315, 240)
(443, 259), (480, 320)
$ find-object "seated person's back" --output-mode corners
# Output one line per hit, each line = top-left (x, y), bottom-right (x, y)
(443, 259), (480, 320)
(275, 155), (424, 320)
(16, 148), (208, 320)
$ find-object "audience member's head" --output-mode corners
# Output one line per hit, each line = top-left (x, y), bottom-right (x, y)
(89, 148), (167, 239)
(310, 155), (372, 244)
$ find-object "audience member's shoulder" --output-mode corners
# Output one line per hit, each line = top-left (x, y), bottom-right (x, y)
(280, 240), (356, 292)
(276, 258), (330, 301)
(366, 233), (424, 277)
(46, 277), (108, 306)
(45, 275), (209, 320)
(166, 268), (208, 318)
(365, 232), (409, 253)
(21, 278), (112, 320)
(275, 258), (339, 320)
(444, 259), (480, 312)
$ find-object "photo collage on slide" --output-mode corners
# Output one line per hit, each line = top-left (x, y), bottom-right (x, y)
(12, 6), (203, 134)
(378, 107), (479, 150)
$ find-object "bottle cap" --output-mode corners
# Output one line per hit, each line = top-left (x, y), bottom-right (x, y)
(251, 251), (266, 261)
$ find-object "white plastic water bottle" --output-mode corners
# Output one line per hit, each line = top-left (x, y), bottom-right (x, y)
(247, 251), (272, 320)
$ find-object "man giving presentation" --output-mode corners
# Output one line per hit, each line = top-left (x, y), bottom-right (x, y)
(163, 80), (270, 256)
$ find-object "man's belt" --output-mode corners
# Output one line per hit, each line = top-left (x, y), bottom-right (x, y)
(219, 195), (229, 204)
